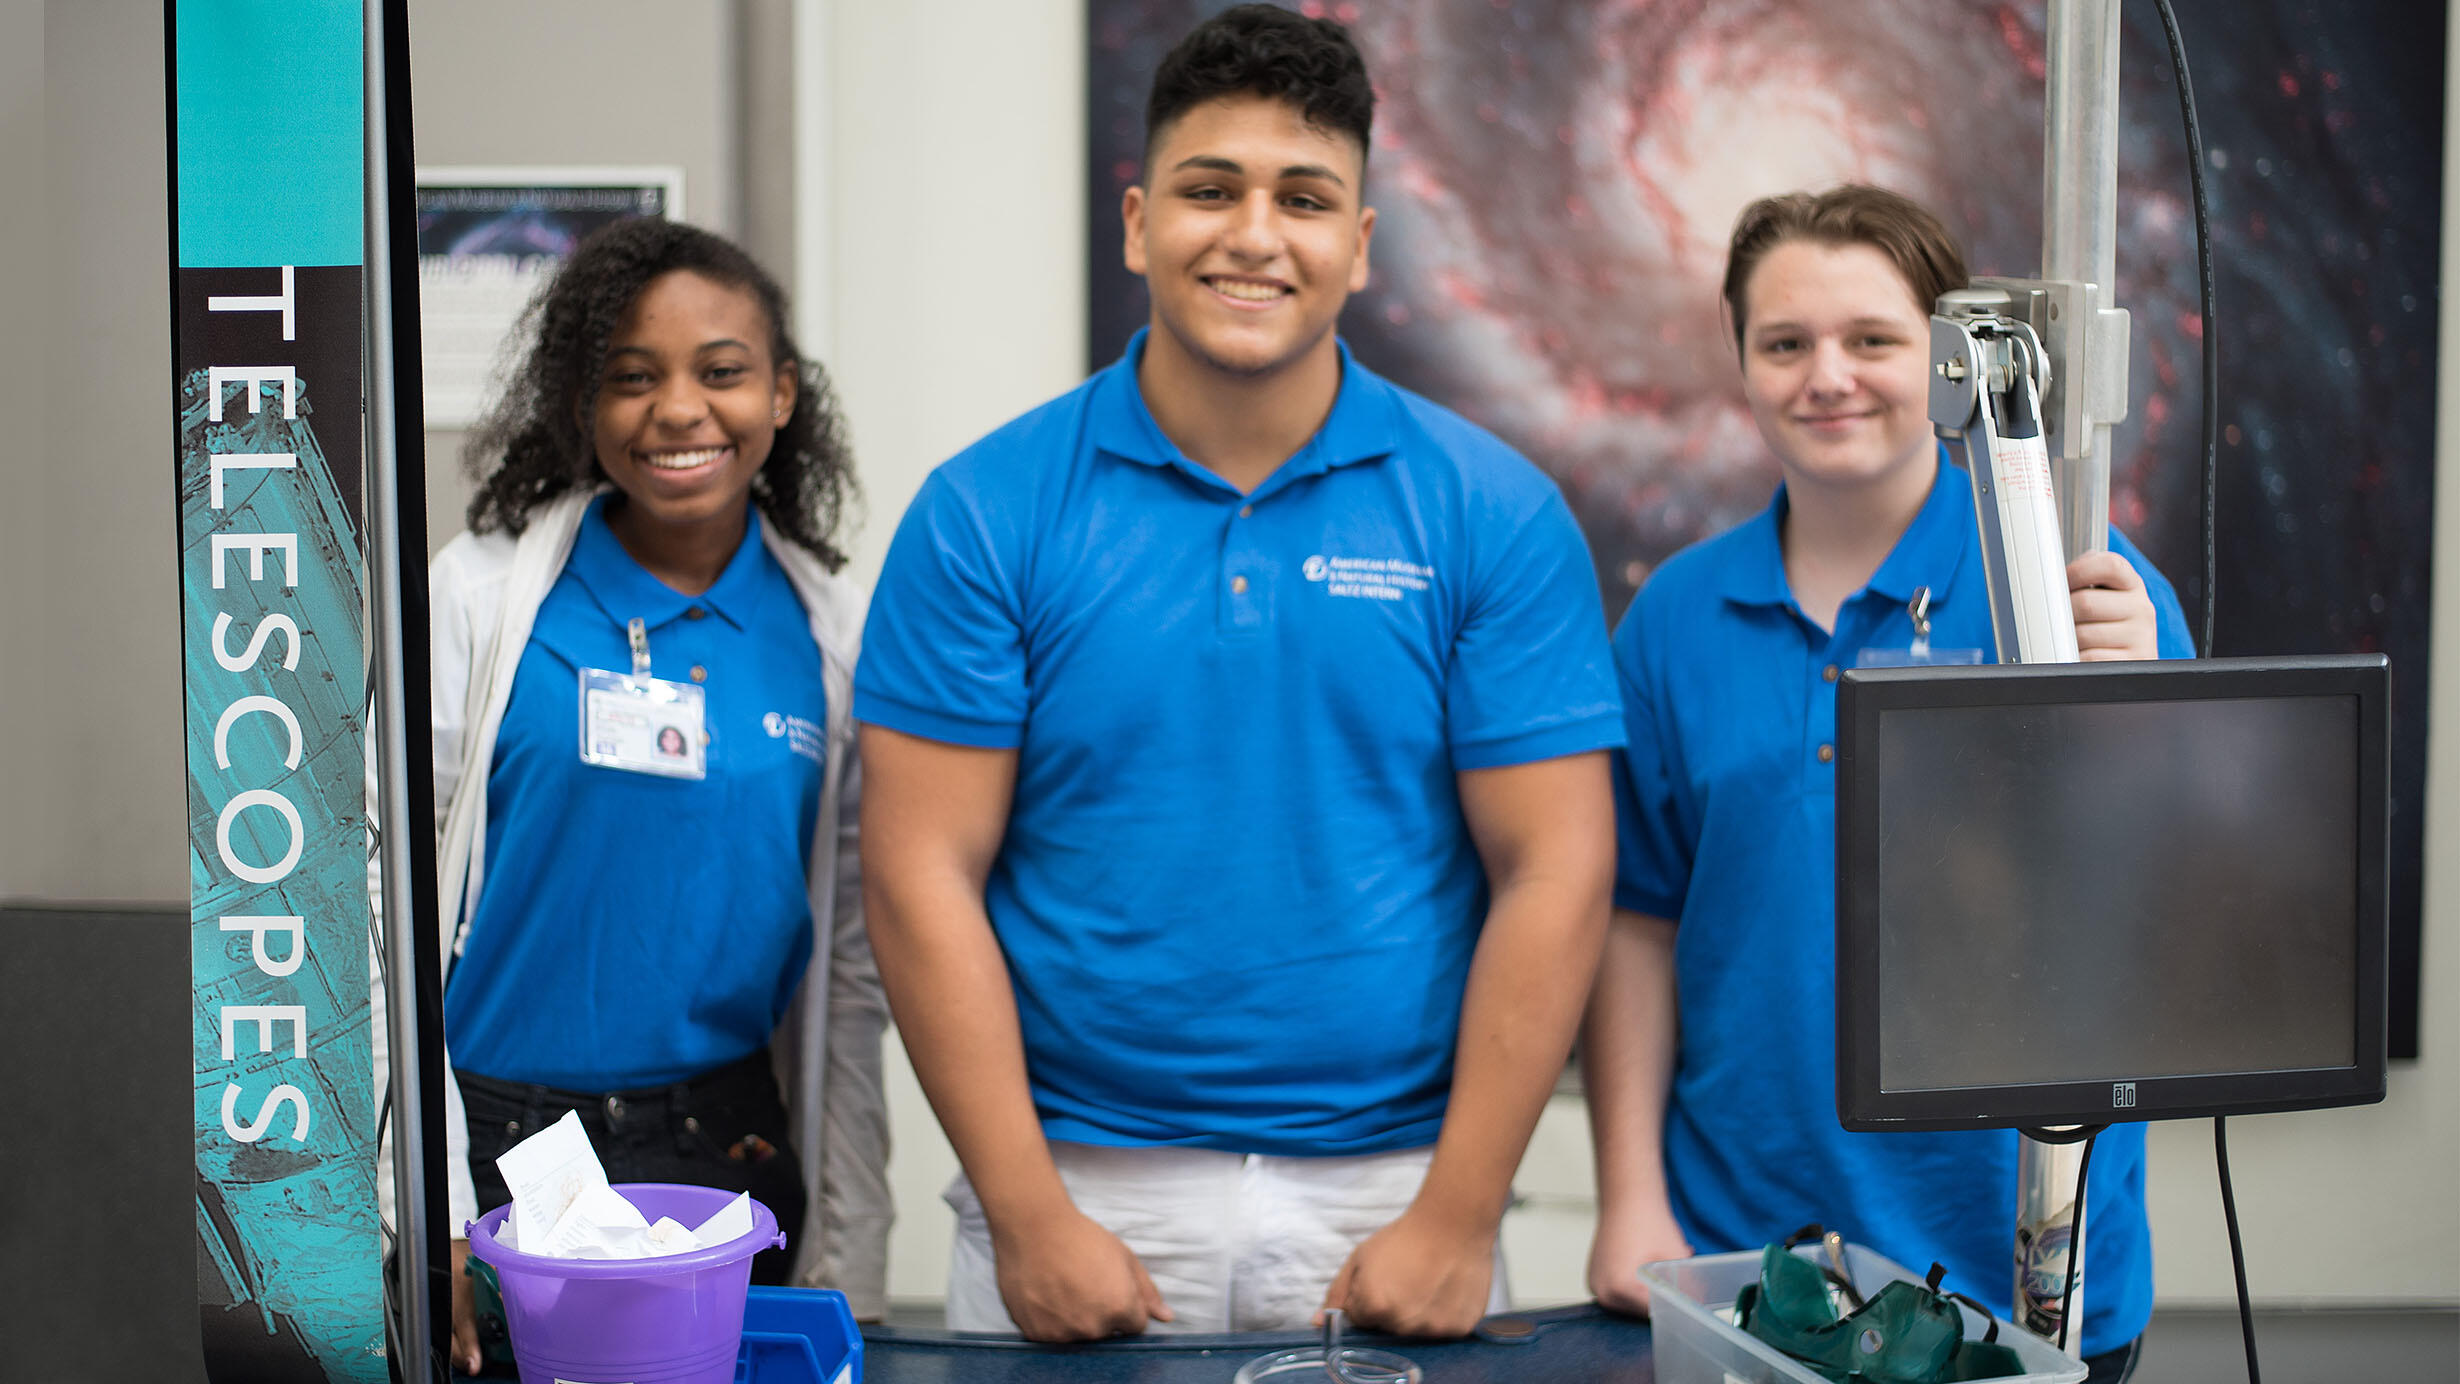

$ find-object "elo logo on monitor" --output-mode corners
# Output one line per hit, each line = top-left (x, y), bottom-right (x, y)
(2113, 1083), (2136, 1109)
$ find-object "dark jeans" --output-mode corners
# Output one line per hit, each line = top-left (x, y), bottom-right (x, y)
(2084, 1336), (2143, 1383)
(460, 1046), (808, 1285)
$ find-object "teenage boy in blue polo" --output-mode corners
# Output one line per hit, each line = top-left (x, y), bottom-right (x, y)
(856, 3), (1620, 1344)
(1579, 188), (2187, 1382)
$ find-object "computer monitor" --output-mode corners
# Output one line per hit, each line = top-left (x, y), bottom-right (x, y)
(1835, 655), (2388, 1132)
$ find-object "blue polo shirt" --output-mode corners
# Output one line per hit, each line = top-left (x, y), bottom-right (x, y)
(856, 331), (1622, 1155)
(447, 497), (826, 1091)
(1612, 452), (2192, 1356)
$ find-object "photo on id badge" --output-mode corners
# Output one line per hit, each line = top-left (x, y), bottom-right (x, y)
(1856, 585), (1984, 669)
(580, 666), (708, 779)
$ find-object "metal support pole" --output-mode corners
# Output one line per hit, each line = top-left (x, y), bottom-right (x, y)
(2011, 0), (2127, 1346)
(2043, 0), (2123, 324)
(2040, 0), (2126, 557)
(364, 0), (430, 1371)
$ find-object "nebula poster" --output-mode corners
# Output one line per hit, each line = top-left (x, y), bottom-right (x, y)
(1087, 0), (2442, 1056)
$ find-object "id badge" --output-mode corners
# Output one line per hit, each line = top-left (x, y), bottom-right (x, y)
(1857, 585), (1985, 668)
(579, 667), (707, 779)
(1855, 644), (1986, 669)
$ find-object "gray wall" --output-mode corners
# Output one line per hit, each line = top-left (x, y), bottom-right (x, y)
(0, 0), (745, 894)
(0, 1), (41, 897)
(1, 0), (185, 906)
(406, 0), (742, 552)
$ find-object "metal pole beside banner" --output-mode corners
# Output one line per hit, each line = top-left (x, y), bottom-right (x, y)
(363, 0), (443, 1374)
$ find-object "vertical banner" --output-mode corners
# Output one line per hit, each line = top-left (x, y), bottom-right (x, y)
(169, 3), (387, 1379)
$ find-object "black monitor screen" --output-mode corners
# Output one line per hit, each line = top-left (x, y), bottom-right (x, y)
(1878, 695), (2357, 1088)
(1837, 657), (2387, 1130)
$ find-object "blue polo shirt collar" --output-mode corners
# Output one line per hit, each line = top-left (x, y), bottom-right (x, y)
(1863, 448), (1973, 603)
(565, 493), (770, 633)
(1723, 447), (1972, 611)
(1721, 493), (1793, 610)
(1090, 327), (1401, 499)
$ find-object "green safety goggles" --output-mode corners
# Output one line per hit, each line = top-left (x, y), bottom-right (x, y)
(1732, 1226), (2029, 1384)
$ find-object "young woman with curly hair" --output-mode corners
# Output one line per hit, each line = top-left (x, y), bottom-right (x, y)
(410, 218), (885, 1373)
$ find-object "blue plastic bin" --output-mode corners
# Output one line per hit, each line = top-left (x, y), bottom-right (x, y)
(733, 1286), (863, 1384)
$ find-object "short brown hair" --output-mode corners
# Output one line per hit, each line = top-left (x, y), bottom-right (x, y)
(1721, 185), (1968, 353)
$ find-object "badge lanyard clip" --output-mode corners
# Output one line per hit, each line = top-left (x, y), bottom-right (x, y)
(582, 619), (705, 781)
(1855, 586), (1983, 670)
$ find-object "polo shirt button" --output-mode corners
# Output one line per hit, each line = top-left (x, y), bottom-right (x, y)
(1817, 743), (1835, 763)
(1231, 575), (1249, 594)
(1238, 506), (1253, 518)
(690, 665), (708, 682)
(686, 607), (708, 620)
(1823, 664), (1839, 682)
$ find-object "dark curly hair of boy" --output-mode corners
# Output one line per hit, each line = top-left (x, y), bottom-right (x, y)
(1144, 2), (1375, 168)
(463, 217), (857, 569)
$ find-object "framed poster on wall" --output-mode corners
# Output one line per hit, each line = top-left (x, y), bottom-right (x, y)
(413, 167), (686, 427)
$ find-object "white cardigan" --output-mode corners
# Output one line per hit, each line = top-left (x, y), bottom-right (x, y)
(374, 489), (890, 1315)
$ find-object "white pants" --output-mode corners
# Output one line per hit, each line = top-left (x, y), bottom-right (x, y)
(944, 1141), (1512, 1333)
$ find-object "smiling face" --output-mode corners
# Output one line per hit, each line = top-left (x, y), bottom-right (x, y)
(589, 268), (796, 538)
(1737, 238), (1937, 499)
(1122, 93), (1375, 382)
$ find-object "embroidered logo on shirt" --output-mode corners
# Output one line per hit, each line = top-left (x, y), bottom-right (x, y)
(764, 711), (826, 764)
(1304, 553), (1433, 603)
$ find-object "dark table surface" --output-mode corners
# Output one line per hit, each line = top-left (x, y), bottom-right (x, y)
(856, 1305), (1656, 1383)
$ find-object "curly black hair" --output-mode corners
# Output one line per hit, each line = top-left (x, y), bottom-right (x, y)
(1144, 3), (1375, 170)
(463, 217), (857, 569)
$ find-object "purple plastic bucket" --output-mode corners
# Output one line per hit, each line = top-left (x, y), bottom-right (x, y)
(468, 1183), (785, 1384)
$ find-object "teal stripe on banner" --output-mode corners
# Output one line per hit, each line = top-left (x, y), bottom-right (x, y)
(175, 0), (363, 268)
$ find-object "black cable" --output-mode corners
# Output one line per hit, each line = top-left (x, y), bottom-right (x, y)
(2147, 0), (2220, 656)
(2056, 1131), (2097, 1352)
(2216, 1117), (2263, 1383)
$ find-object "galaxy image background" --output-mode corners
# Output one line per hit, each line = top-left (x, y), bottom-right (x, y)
(1087, 0), (2443, 1056)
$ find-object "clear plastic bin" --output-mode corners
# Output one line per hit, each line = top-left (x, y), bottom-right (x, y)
(1639, 1242), (2087, 1384)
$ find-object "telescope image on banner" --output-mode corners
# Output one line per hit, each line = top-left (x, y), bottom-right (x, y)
(170, 3), (386, 1378)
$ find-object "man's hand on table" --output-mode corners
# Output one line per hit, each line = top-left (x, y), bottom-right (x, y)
(993, 1204), (1174, 1341)
(1319, 1201), (1496, 1338)
(1586, 1203), (1693, 1316)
